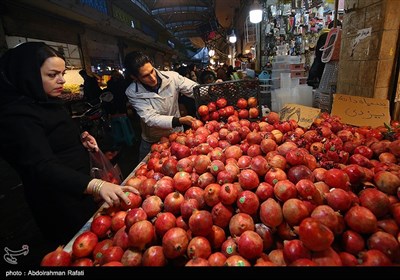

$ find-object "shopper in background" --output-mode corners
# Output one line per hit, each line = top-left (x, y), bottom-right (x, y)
(226, 65), (236, 80)
(199, 70), (217, 84)
(124, 51), (198, 161)
(0, 42), (138, 256)
(106, 69), (129, 115)
(216, 63), (228, 81)
(188, 63), (198, 82)
(307, 19), (342, 89)
(79, 68), (103, 105)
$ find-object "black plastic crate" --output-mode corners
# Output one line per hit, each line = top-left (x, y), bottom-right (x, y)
(193, 79), (262, 119)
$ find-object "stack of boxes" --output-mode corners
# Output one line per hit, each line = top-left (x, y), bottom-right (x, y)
(269, 55), (312, 112)
(270, 55), (307, 89)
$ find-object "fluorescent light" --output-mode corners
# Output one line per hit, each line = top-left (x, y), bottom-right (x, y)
(249, 1), (263, 24)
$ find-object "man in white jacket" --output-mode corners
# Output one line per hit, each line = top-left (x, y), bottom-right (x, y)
(124, 51), (198, 161)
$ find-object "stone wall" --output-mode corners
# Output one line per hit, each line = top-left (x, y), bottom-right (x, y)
(337, 0), (399, 103)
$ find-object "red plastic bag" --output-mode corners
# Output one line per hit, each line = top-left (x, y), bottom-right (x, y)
(89, 150), (122, 184)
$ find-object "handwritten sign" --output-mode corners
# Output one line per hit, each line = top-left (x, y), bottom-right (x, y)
(331, 93), (390, 127)
(351, 27), (371, 57)
(279, 104), (321, 129)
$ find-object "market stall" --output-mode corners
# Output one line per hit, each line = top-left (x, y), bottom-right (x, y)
(40, 81), (400, 267)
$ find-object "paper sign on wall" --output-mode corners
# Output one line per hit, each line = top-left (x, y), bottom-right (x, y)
(331, 93), (390, 127)
(279, 104), (321, 128)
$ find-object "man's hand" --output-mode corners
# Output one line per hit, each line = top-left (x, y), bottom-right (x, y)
(179, 115), (197, 127)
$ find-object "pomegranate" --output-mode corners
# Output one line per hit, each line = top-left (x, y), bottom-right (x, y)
(208, 252), (227, 266)
(162, 227), (189, 259)
(41, 246), (71, 266)
(374, 171), (400, 195)
(141, 246), (166, 266)
(358, 188), (390, 218)
(185, 257), (210, 266)
(224, 255), (251, 266)
(282, 239), (312, 264)
(211, 202), (233, 228)
(163, 191), (184, 216)
(70, 257), (93, 267)
(128, 220), (155, 250)
(124, 207), (147, 228)
(255, 182), (274, 202)
(92, 239), (113, 265)
(121, 248), (142, 266)
(154, 212), (177, 238)
(236, 190), (260, 216)
(298, 217), (334, 252)
(344, 205), (377, 234)
(229, 213), (255, 237)
(311, 247), (342, 266)
(324, 188), (352, 212)
(358, 249), (392, 266)
(187, 236), (212, 259)
(237, 230), (263, 259)
(206, 225), (226, 251)
(90, 215), (112, 239)
(141, 195), (163, 218)
(203, 183), (221, 207)
(274, 179), (298, 202)
(282, 198), (310, 226)
(367, 231), (400, 262)
(112, 226), (130, 250)
(100, 246), (124, 265)
(259, 198), (283, 228)
(188, 210), (213, 237)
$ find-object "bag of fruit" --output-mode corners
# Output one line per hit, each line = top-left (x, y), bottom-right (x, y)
(89, 149), (123, 184)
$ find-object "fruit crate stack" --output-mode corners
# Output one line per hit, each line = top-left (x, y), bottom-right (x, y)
(193, 79), (262, 118)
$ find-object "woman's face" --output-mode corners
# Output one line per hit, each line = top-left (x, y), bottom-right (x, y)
(40, 57), (66, 97)
(137, 62), (158, 88)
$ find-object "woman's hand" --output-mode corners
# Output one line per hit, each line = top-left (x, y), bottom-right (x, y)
(81, 131), (99, 152)
(99, 183), (140, 208)
(87, 179), (140, 208)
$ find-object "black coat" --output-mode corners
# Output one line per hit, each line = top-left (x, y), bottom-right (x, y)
(307, 31), (329, 88)
(0, 42), (98, 247)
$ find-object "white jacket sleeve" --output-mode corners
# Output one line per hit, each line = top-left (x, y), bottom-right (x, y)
(175, 73), (198, 98)
(125, 85), (174, 130)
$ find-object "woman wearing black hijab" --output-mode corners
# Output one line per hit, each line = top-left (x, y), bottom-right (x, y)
(0, 42), (137, 259)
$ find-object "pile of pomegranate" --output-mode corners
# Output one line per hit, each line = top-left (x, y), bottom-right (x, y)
(41, 100), (400, 267)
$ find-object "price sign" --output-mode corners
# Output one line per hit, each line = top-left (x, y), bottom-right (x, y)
(279, 104), (321, 129)
(331, 93), (390, 128)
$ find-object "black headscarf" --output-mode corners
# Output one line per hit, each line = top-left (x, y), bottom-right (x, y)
(0, 42), (64, 106)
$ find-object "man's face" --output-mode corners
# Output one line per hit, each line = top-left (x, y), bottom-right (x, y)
(136, 62), (158, 88)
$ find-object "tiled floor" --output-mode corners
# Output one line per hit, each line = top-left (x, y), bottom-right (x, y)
(0, 112), (141, 267)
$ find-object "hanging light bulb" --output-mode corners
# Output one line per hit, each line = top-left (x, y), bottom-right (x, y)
(249, 0), (263, 24)
(229, 30), (237, 44)
(208, 48), (215, 57)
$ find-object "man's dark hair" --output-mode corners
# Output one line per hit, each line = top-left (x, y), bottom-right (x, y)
(123, 51), (153, 77)
(328, 20), (342, 29)
(199, 70), (216, 84)
(79, 69), (87, 77)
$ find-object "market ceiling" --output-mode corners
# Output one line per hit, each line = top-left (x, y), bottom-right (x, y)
(141, 0), (241, 56)
(5, 0), (242, 60)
